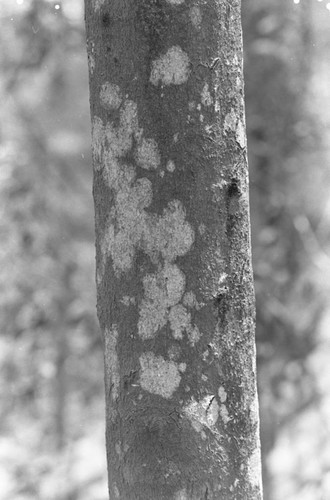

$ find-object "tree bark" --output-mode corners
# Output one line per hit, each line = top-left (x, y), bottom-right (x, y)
(84, 0), (262, 498)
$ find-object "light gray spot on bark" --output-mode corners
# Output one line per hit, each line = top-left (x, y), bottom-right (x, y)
(220, 404), (231, 424)
(201, 83), (213, 107)
(166, 160), (176, 172)
(168, 344), (182, 360)
(138, 263), (186, 339)
(183, 395), (219, 433)
(121, 295), (136, 306)
(139, 352), (182, 398)
(168, 304), (191, 339)
(174, 488), (188, 500)
(135, 138), (161, 170)
(92, 97), (194, 276)
(150, 46), (190, 86)
(218, 386), (227, 403)
(189, 6), (202, 28)
(100, 82), (122, 110)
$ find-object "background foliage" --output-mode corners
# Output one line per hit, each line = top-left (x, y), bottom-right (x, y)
(1, 0), (330, 499)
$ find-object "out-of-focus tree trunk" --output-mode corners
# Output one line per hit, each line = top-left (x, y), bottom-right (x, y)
(242, 0), (316, 499)
(85, 1), (262, 498)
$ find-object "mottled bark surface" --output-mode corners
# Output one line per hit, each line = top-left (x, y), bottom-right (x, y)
(85, 0), (262, 498)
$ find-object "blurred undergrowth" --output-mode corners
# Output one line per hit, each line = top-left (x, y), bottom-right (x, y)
(1, 0), (330, 499)
(0, 1), (106, 499)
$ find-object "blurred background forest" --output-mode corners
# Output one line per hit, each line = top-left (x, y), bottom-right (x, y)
(1, 0), (330, 498)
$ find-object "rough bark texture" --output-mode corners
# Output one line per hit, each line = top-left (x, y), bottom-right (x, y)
(85, 0), (262, 498)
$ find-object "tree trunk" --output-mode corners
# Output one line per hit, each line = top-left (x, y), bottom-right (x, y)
(84, 0), (262, 498)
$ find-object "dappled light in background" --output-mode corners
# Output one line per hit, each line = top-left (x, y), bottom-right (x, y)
(1, 0), (330, 499)
(0, 1), (106, 499)
(243, 0), (330, 498)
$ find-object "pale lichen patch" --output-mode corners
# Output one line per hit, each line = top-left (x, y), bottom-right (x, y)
(93, 90), (198, 393)
(152, 264), (185, 306)
(92, 99), (138, 174)
(174, 489), (188, 500)
(218, 386), (227, 403)
(104, 126), (131, 166)
(223, 109), (237, 134)
(183, 291), (205, 311)
(168, 304), (191, 339)
(104, 326), (120, 402)
(94, 96), (194, 276)
(150, 46), (190, 86)
(183, 395), (219, 433)
(183, 291), (197, 309)
(135, 138), (161, 170)
(168, 344), (181, 360)
(166, 0), (185, 4)
(166, 160), (176, 172)
(167, 300), (201, 343)
(121, 295), (136, 306)
(144, 200), (195, 262)
(119, 100), (140, 139)
(138, 296), (167, 340)
(190, 5), (202, 28)
(100, 82), (122, 111)
(139, 352), (182, 399)
(220, 404), (231, 424)
(201, 83), (213, 107)
(108, 190), (193, 274)
(138, 263), (186, 339)
(105, 175), (153, 273)
(187, 324), (201, 345)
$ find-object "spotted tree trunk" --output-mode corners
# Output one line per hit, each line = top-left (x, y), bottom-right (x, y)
(84, 0), (262, 498)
